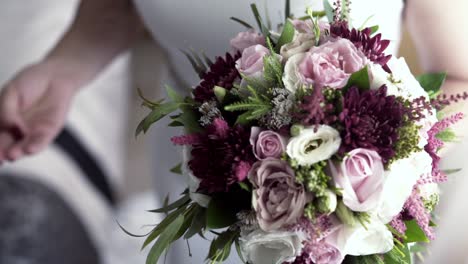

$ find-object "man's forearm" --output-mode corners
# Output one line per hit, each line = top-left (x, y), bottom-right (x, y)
(45, 0), (145, 90)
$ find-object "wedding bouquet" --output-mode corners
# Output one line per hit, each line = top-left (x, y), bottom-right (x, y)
(135, 1), (464, 263)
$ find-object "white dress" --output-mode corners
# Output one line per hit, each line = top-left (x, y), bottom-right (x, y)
(133, 0), (405, 263)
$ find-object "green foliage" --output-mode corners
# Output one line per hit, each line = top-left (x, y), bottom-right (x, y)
(285, 0), (291, 19)
(250, 4), (270, 38)
(206, 198), (239, 230)
(389, 122), (422, 166)
(291, 160), (331, 198)
(136, 102), (180, 136)
(345, 255), (385, 264)
(383, 242), (411, 264)
(436, 128), (458, 142)
(224, 85), (272, 124)
(170, 163), (182, 175)
(275, 19), (295, 53)
(136, 85), (198, 136)
(417, 72), (447, 99)
(343, 66), (371, 92)
(306, 7), (322, 45)
(148, 193), (190, 214)
(184, 206), (206, 239)
(263, 53), (284, 87)
(404, 220), (430, 243)
(207, 229), (239, 263)
(146, 214), (184, 264)
(323, 0), (334, 22)
(230, 17), (254, 29)
(370, 25), (379, 35)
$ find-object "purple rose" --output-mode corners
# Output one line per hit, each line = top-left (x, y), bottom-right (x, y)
(330, 148), (385, 212)
(230, 29), (266, 53)
(236, 44), (270, 78)
(248, 158), (307, 231)
(250, 127), (287, 160)
(308, 241), (343, 264)
(283, 38), (367, 92)
(291, 19), (330, 35)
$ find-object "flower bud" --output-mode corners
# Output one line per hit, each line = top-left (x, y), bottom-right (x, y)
(317, 190), (338, 215)
(336, 201), (356, 227)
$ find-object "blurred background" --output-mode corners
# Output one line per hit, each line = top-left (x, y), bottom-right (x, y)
(0, 1), (463, 264)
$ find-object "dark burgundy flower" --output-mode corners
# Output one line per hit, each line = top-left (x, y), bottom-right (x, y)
(193, 52), (241, 102)
(339, 86), (407, 164)
(188, 118), (256, 193)
(330, 21), (392, 72)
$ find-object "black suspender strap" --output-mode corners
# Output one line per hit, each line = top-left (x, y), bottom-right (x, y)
(54, 128), (115, 206)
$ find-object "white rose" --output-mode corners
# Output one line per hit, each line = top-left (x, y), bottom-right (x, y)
(182, 146), (211, 207)
(280, 33), (315, 61)
(240, 229), (306, 264)
(287, 125), (341, 166)
(337, 217), (394, 256)
(283, 52), (308, 93)
(376, 150), (433, 223)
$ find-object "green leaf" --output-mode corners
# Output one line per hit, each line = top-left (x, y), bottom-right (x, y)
(142, 205), (188, 249)
(230, 17), (254, 29)
(136, 102), (180, 136)
(417, 72), (447, 99)
(238, 182), (251, 192)
(165, 85), (184, 103)
(148, 194), (190, 214)
(275, 19), (295, 53)
(343, 66), (371, 92)
(324, 0), (335, 23)
(383, 243), (411, 264)
(207, 230), (238, 262)
(173, 105), (203, 133)
(214, 86), (227, 103)
(436, 128), (457, 142)
(170, 163), (182, 174)
(404, 220), (430, 243)
(369, 25), (379, 35)
(184, 206), (207, 239)
(146, 214), (184, 264)
(442, 168), (462, 175)
(250, 4), (270, 38)
(206, 199), (238, 230)
(235, 239), (247, 264)
(285, 0), (291, 19)
(263, 54), (284, 87)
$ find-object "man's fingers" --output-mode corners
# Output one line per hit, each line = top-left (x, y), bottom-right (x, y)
(0, 132), (16, 160)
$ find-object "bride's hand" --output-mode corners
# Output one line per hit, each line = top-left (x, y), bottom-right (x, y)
(0, 61), (77, 161)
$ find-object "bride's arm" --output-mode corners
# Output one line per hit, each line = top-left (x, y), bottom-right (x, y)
(0, 0), (145, 161)
(406, 0), (468, 262)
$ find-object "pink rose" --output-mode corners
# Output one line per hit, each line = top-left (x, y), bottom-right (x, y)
(308, 241), (343, 264)
(291, 19), (330, 35)
(250, 127), (287, 160)
(283, 38), (367, 91)
(230, 29), (266, 53)
(249, 158), (307, 231)
(235, 44), (270, 78)
(330, 148), (385, 212)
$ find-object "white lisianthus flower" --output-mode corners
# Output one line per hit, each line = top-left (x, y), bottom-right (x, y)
(287, 125), (341, 166)
(240, 229), (306, 264)
(337, 217), (394, 256)
(418, 183), (440, 212)
(377, 150), (433, 223)
(370, 57), (429, 100)
(182, 146), (211, 207)
(280, 33), (315, 61)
